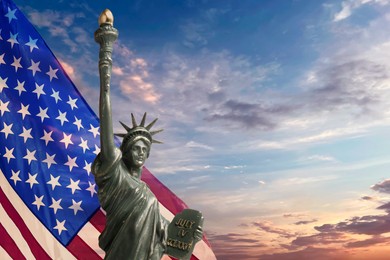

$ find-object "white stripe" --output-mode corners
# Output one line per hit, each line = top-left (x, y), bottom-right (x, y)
(78, 221), (105, 258)
(159, 202), (217, 260)
(0, 171), (76, 260)
(0, 246), (13, 260)
(0, 204), (35, 259)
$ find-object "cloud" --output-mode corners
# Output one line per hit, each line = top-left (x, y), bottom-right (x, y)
(345, 235), (390, 248)
(334, 0), (390, 22)
(294, 219), (318, 225)
(291, 232), (348, 247)
(252, 221), (296, 238)
(371, 179), (390, 194)
(185, 141), (214, 151)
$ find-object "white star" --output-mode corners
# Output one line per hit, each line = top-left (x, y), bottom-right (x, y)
(3, 147), (15, 163)
(18, 103), (30, 119)
(86, 182), (97, 197)
(0, 76), (8, 92)
(36, 107), (50, 122)
(0, 53), (5, 65)
(32, 195), (45, 211)
(83, 161), (92, 175)
(23, 149), (37, 165)
(0, 122), (13, 138)
(93, 144), (101, 155)
(60, 133), (73, 148)
(0, 29), (2, 40)
(67, 96), (78, 110)
(11, 56), (22, 72)
(67, 178), (81, 194)
(47, 174), (61, 190)
(79, 137), (89, 153)
(7, 32), (18, 48)
(33, 83), (45, 99)
(19, 126), (33, 143)
(28, 60), (41, 76)
(46, 66), (58, 81)
(41, 129), (54, 145)
(51, 89), (62, 103)
(5, 7), (17, 23)
(43, 152), (57, 169)
(49, 198), (63, 214)
(53, 219), (67, 235)
(25, 172), (39, 189)
(0, 100), (9, 116)
(56, 110), (68, 126)
(25, 36), (38, 52)
(68, 199), (84, 215)
(73, 116), (84, 131)
(89, 124), (100, 138)
(64, 155), (78, 172)
(10, 170), (21, 186)
(14, 80), (26, 95)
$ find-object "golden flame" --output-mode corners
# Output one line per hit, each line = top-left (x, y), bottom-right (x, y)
(98, 9), (114, 26)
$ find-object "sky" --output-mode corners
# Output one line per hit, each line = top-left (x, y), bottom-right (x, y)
(10, 0), (390, 259)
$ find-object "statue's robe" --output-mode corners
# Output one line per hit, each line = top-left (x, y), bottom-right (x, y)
(92, 148), (168, 260)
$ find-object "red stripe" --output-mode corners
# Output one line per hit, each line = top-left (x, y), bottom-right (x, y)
(67, 235), (101, 260)
(0, 223), (26, 260)
(89, 208), (106, 233)
(0, 188), (51, 259)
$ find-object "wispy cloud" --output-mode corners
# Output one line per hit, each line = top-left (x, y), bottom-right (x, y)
(334, 0), (390, 22)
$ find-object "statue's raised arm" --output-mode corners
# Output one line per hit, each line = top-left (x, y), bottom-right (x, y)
(94, 9), (118, 163)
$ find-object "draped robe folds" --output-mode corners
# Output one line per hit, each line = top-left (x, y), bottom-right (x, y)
(92, 148), (169, 260)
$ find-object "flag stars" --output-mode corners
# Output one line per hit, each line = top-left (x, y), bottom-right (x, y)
(93, 145), (101, 155)
(11, 56), (22, 72)
(32, 195), (45, 211)
(5, 7), (17, 23)
(60, 133), (73, 148)
(69, 199), (83, 215)
(0, 53), (5, 65)
(3, 147), (15, 163)
(14, 80), (26, 96)
(64, 155), (78, 172)
(0, 100), (10, 115)
(73, 116), (84, 131)
(18, 103), (30, 119)
(28, 60), (41, 76)
(86, 182), (97, 197)
(56, 110), (69, 126)
(67, 96), (78, 110)
(7, 32), (18, 48)
(43, 152), (57, 169)
(84, 161), (92, 175)
(0, 76), (8, 92)
(46, 66), (58, 81)
(19, 126), (33, 143)
(41, 130), (54, 145)
(47, 174), (61, 190)
(0, 122), (13, 138)
(53, 219), (67, 235)
(89, 124), (100, 138)
(33, 83), (45, 99)
(36, 107), (49, 122)
(25, 172), (39, 189)
(25, 36), (38, 52)
(51, 89), (62, 103)
(49, 198), (63, 214)
(79, 137), (89, 153)
(23, 149), (37, 165)
(67, 178), (81, 194)
(10, 170), (21, 186)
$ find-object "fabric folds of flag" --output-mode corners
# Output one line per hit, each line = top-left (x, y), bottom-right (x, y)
(0, 0), (216, 259)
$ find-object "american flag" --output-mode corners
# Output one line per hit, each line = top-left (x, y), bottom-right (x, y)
(0, 0), (216, 259)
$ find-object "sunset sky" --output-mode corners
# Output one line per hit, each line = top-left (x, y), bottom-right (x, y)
(11, 0), (390, 259)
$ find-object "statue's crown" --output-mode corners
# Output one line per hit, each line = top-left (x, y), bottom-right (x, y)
(115, 112), (163, 146)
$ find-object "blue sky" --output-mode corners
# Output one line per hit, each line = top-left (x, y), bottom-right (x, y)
(12, 0), (390, 259)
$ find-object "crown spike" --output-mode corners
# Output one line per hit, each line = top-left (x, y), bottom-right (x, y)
(140, 112), (147, 127)
(146, 118), (158, 130)
(152, 139), (163, 144)
(119, 121), (131, 132)
(150, 129), (163, 136)
(131, 113), (138, 127)
(114, 133), (127, 138)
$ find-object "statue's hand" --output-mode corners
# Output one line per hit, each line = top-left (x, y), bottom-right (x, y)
(194, 226), (203, 242)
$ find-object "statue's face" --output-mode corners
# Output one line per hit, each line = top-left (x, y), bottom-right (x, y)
(129, 139), (149, 168)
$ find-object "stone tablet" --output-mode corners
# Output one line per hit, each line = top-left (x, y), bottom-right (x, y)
(166, 209), (204, 260)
